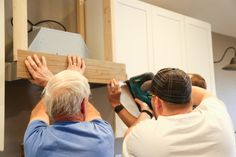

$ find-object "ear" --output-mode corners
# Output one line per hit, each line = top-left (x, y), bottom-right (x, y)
(80, 98), (86, 115)
(151, 96), (159, 118)
(157, 98), (162, 109)
(152, 96), (163, 118)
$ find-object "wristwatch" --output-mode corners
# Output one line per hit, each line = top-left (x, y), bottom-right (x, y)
(114, 104), (124, 113)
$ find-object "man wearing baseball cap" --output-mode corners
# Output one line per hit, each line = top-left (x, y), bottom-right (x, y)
(108, 68), (236, 157)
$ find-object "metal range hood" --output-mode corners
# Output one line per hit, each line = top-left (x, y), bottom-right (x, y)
(6, 27), (89, 81)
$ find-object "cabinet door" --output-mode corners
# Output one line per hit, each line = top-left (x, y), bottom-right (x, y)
(112, 0), (153, 137)
(113, 0), (153, 78)
(152, 6), (186, 73)
(185, 17), (216, 93)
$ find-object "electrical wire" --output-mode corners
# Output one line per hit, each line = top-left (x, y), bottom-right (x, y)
(10, 18), (67, 32)
(34, 20), (67, 31)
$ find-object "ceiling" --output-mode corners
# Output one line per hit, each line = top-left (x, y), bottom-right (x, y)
(142, 0), (236, 38)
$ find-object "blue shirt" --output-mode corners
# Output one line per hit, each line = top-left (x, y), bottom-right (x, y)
(24, 119), (114, 157)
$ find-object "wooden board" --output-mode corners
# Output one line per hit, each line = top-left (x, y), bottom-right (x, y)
(103, 0), (114, 61)
(12, 0), (28, 61)
(76, 0), (86, 40)
(0, 0), (5, 151)
(16, 50), (127, 84)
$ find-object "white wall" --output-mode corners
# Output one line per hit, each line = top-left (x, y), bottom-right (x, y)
(212, 32), (236, 130)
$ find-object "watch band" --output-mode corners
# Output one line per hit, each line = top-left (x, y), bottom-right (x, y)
(141, 110), (153, 119)
(114, 104), (124, 113)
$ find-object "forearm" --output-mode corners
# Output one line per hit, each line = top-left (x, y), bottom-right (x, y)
(124, 112), (151, 137)
(29, 99), (50, 125)
(85, 102), (101, 121)
(191, 86), (213, 106)
(116, 107), (137, 127)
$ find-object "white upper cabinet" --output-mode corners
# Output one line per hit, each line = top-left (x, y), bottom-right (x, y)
(152, 6), (186, 73)
(184, 16), (216, 93)
(112, 0), (153, 78)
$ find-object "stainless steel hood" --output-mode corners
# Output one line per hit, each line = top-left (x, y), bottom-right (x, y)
(6, 27), (89, 81)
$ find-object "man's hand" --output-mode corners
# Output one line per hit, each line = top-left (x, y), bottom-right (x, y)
(25, 54), (54, 87)
(107, 79), (122, 108)
(25, 55), (86, 87)
(135, 98), (153, 113)
(67, 56), (86, 74)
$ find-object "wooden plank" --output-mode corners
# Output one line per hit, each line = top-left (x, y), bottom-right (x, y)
(16, 50), (127, 84)
(103, 0), (114, 61)
(76, 0), (86, 41)
(0, 0), (5, 151)
(12, 0), (28, 61)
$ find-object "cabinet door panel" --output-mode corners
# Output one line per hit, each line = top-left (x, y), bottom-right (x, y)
(185, 17), (216, 93)
(113, 0), (153, 78)
(152, 6), (186, 73)
(112, 0), (153, 138)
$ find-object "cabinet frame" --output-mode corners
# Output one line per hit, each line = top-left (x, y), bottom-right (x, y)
(0, 0), (5, 151)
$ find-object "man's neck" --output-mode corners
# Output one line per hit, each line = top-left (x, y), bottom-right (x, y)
(162, 106), (192, 116)
(54, 113), (85, 122)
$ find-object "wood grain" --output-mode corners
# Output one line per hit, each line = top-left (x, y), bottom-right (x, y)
(103, 0), (114, 61)
(77, 0), (86, 40)
(16, 49), (127, 84)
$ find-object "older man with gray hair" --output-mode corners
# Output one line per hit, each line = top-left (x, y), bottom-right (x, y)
(23, 55), (114, 157)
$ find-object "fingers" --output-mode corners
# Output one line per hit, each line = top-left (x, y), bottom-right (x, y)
(108, 79), (120, 92)
(41, 56), (47, 66)
(25, 56), (38, 72)
(135, 98), (146, 106)
(67, 56), (86, 73)
(135, 98), (149, 110)
(33, 54), (42, 67)
(24, 59), (36, 79)
(68, 56), (73, 66)
(76, 56), (81, 66)
(73, 56), (77, 65)
(81, 59), (86, 72)
(68, 56), (83, 66)
(108, 79), (117, 88)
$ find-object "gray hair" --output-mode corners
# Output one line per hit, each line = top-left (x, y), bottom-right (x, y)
(43, 70), (91, 120)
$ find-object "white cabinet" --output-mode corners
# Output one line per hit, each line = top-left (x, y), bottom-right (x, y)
(151, 6), (186, 72)
(112, 0), (153, 78)
(184, 16), (216, 93)
(112, 0), (153, 137)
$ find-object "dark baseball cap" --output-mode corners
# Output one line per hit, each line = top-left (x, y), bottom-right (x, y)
(151, 68), (192, 104)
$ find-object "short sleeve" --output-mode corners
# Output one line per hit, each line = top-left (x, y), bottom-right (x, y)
(23, 120), (47, 156)
(90, 119), (114, 137)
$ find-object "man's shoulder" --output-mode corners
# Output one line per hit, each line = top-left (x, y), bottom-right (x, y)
(89, 119), (114, 135)
(196, 96), (227, 112)
(26, 120), (48, 132)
